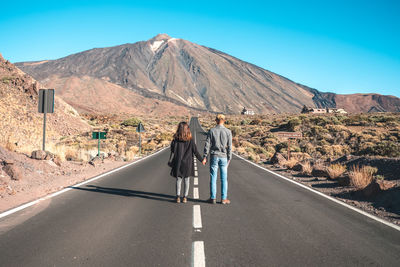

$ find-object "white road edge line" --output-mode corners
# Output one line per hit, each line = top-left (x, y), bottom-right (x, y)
(193, 187), (199, 199)
(194, 177), (199, 186)
(192, 241), (205, 267)
(234, 152), (400, 232)
(0, 147), (169, 220)
(193, 205), (202, 228)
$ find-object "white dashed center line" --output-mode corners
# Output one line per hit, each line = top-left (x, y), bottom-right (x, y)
(193, 187), (199, 199)
(192, 241), (206, 267)
(193, 205), (202, 229)
(194, 177), (198, 186)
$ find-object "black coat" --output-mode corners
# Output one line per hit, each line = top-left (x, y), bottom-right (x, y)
(170, 139), (203, 178)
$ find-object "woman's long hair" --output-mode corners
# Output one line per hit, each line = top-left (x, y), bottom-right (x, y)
(173, 122), (192, 141)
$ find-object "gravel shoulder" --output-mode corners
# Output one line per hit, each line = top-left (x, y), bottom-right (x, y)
(263, 163), (400, 227)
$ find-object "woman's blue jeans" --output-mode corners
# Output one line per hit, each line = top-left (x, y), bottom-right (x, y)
(210, 156), (228, 200)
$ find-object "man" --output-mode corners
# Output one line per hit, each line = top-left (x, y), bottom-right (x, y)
(202, 114), (232, 204)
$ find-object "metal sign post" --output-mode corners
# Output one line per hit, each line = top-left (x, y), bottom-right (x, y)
(38, 89), (55, 151)
(92, 132), (107, 156)
(275, 132), (303, 160)
(136, 123), (145, 155)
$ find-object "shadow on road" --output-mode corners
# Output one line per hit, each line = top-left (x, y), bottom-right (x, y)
(71, 185), (208, 203)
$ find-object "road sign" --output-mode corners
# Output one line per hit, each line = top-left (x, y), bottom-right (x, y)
(92, 132), (107, 139)
(275, 132), (303, 139)
(38, 89), (55, 113)
(136, 123), (145, 133)
(38, 89), (55, 151)
(92, 132), (107, 157)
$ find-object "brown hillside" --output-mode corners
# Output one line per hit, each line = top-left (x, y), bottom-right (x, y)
(0, 54), (90, 154)
(44, 74), (190, 115)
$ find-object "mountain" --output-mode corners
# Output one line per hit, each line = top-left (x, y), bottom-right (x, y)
(15, 34), (400, 114)
(0, 53), (90, 154)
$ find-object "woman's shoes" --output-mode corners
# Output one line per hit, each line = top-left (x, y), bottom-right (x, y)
(176, 197), (188, 203)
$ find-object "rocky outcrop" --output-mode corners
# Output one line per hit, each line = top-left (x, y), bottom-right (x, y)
(271, 152), (286, 166)
(311, 165), (329, 177)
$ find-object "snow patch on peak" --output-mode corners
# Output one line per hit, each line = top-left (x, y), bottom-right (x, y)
(150, 40), (165, 52)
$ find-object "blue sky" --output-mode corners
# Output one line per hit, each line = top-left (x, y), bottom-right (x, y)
(1, 0), (399, 97)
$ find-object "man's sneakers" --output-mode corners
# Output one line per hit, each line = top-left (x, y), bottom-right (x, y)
(208, 198), (217, 204)
(221, 199), (231, 205)
(176, 197), (181, 203)
(182, 197), (187, 203)
(207, 198), (230, 204)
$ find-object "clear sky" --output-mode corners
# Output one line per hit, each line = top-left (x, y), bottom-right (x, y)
(0, 0), (399, 97)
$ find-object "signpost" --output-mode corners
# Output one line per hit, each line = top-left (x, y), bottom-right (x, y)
(275, 132), (303, 160)
(38, 89), (55, 151)
(136, 122), (145, 155)
(92, 131), (107, 157)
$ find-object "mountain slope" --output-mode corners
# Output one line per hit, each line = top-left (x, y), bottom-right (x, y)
(0, 54), (90, 154)
(16, 34), (400, 114)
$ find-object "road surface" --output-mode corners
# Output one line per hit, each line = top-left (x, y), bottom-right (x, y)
(0, 118), (399, 266)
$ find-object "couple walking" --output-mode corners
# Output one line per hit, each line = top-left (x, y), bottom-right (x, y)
(169, 114), (232, 204)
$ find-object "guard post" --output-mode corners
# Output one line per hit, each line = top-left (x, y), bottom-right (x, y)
(275, 132), (303, 160)
(136, 122), (145, 155)
(38, 89), (55, 151)
(92, 131), (107, 157)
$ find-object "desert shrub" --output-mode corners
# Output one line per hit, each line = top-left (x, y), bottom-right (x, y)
(349, 165), (377, 189)
(1, 76), (13, 84)
(275, 142), (288, 152)
(65, 148), (79, 161)
(155, 132), (173, 143)
(302, 143), (316, 154)
(309, 116), (331, 127)
(250, 118), (262, 125)
(285, 158), (298, 169)
(286, 117), (301, 131)
(301, 162), (312, 176)
(230, 126), (242, 137)
(240, 119), (250, 125)
(248, 152), (261, 163)
(121, 117), (142, 127)
(327, 164), (346, 179)
(359, 141), (400, 157)
(142, 140), (157, 151)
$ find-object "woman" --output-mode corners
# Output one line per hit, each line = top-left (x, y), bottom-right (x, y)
(170, 122), (203, 203)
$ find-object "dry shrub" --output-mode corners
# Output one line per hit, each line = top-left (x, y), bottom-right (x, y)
(327, 164), (346, 179)
(64, 148), (78, 161)
(349, 165), (377, 189)
(301, 162), (312, 176)
(285, 158), (298, 169)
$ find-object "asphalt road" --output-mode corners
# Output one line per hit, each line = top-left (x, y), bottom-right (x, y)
(0, 117), (399, 266)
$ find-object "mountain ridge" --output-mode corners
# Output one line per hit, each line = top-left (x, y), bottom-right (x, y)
(15, 34), (400, 114)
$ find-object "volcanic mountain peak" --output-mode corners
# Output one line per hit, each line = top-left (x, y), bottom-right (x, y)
(14, 34), (400, 114)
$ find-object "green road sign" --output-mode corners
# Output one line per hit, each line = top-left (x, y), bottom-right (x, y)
(92, 131), (107, 157)
(92, 132), (107, 139)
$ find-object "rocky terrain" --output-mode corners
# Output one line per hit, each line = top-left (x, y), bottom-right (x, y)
(0, 53), (90, 155)
(200, 113), (400, 225)
(17, 34), (400, 114)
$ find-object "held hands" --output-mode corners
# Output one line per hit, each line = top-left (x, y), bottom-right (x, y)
(202, 158), (207, 165)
